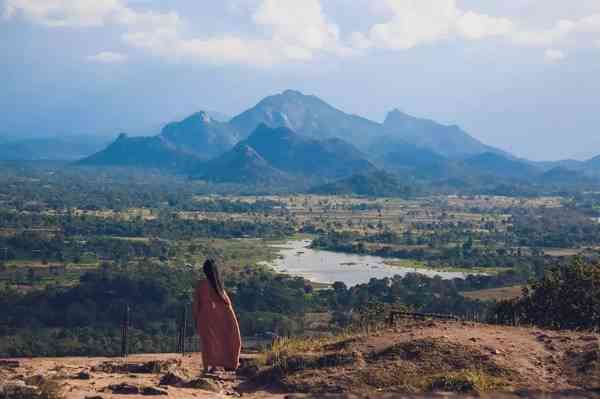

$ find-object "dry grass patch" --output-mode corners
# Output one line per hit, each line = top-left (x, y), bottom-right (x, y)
(254, 335), (515, 395)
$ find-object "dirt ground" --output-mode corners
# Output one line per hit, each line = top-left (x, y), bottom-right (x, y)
(2, 321), (600, 398)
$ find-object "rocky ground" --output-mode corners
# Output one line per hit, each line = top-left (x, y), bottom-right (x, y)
(2, 320), (600, 398)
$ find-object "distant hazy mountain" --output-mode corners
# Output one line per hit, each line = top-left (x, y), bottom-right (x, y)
(538, 167), (592, 184)
(229, 90), (382, 146)
(159, 111), (238, 159)
(80, 111), (238, 169)
(0, 136), (110, 161)
(80, 89), (518, 181)
(533, 159), (585, 172)
(243, 124), (375, 179)
(79, 134), (200, 171)
(370, 136), (447, 172)
(462, 152), (540, 180)
(197, 143), (290, 184)
(382, 109), (505, 159)
(585, 155), (600, 170)
(311, 170), (411, 197)
(198, 124), (375, 183)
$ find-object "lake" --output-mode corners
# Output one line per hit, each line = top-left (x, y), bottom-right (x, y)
(261, 239), (469, 287)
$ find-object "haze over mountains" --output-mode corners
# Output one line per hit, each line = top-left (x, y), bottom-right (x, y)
(5, 89), (600, 192)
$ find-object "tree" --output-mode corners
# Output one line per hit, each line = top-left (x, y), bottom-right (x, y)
(492, 258), (600, 330)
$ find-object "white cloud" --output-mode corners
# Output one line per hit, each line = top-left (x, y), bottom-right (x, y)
(356, 0), (515, 50)
(456, 11), (514, 40)
(3, 0), (345, 66)
(253, 0), (339, 52)
(3, 0), (121, 27)
(544, 48), (566, 62)
(510, 20), (574, 46)
(3, 0), (600, 66)
(87, 51), (128, 63)
(576, 14), (600, 33)
(354, 0), (600, 58)
(122, 0), (347, 66)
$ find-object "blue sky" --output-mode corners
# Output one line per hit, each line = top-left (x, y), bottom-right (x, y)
(1, 0), (600, 161)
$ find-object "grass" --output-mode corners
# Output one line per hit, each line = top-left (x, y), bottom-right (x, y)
(384, 260), (511, 275)
(255, 332), (514, 395)
(461, 285), (524, 301)
(427, 370), (507, 393)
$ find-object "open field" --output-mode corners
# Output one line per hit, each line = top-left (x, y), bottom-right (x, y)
(2, 192), (596, 293)
(461, 286), (525, 301)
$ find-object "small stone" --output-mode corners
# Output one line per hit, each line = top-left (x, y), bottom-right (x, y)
(159, 371), (187, 387)
(581, 335), (599, 342)
(0, 360), (20, 369)
(108, 383), (140, 395)
(85, 396), (104, 399)
(184, 378), (221, 392)
(25, 375), (46, 386)
(236, 364), (259, 378)
(141, 386), (168, 396)
(76, 371), (91, 380)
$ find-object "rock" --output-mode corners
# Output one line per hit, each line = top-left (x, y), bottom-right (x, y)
(93, 360), (179, 374)
(581, 335), (599, 342)
(0, 360), (20, 369)
(159, 370), (187, 387)
(236, 364), (259, 378)
(469, 337), (478, 342)
(84, 396), (104, 399)
(184, 378), (221, 392)
(141, 386), (168, 396)
(24, 375), (46, 387)
(1, 381), (40, 398)
(107, 383), (140, 395)
(75, 371), (91, 380)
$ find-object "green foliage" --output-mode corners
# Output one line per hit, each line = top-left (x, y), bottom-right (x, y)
(492, 258), (600, 329)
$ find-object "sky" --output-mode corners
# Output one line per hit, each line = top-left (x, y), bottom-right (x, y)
(1, 0), (600, 161)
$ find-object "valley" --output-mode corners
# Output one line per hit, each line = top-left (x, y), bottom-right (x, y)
(2, 90), (600, 396)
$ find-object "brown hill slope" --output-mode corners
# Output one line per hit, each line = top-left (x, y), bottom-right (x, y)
(1, 320), (600, 398)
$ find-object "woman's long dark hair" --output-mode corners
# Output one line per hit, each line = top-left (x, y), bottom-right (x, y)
(203, 259), (228, 303)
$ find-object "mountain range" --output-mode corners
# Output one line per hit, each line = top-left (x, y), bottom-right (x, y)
(0, 136), (110, 161)
(32, 89), (598, 192)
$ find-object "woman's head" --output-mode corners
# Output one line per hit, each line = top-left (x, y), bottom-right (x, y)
(203, 259), (227, 303)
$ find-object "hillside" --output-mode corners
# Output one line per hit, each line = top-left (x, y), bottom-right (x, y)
(311, 170), (411, 197)
(462, 152), (540, 180)
(159, 112), (239, 159)
(196, 143), (290, 184)
(78, 134), (201, 171)
(229, 89), (382, 147)
(2, 320), (599, 398)
(382, 109), (505, 159)
(194, 125), (376, 185)
(0, 136), (110, 161)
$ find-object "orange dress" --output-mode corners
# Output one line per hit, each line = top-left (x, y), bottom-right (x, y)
(193, 279), (242, 370)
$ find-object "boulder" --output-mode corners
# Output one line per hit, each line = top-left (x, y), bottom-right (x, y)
(107, 383), (140, 395)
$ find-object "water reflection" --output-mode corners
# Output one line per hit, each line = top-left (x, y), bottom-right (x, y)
(261, 240), (469, 287)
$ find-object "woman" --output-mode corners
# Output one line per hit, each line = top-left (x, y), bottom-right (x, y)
(193, 259), (242, 372)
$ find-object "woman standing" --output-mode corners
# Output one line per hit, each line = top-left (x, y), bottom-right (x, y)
(193, 259), (242, 372)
